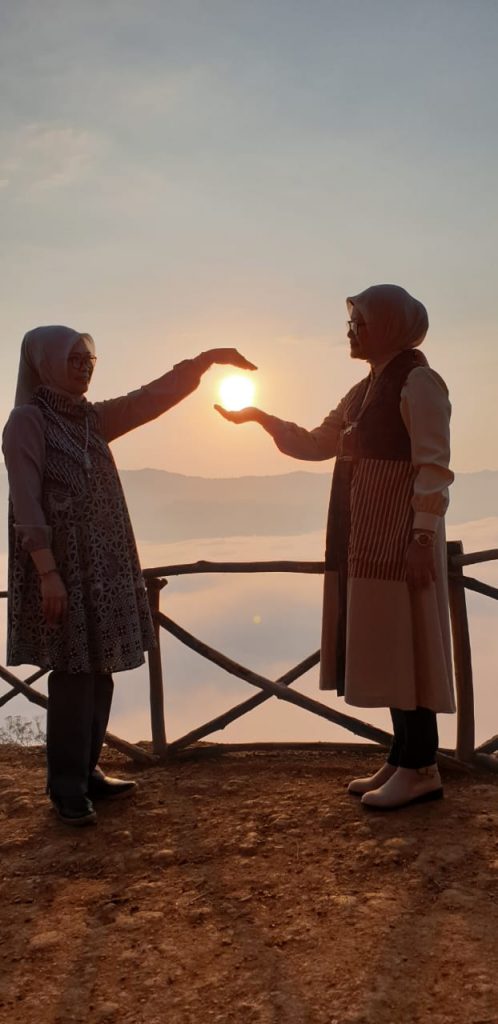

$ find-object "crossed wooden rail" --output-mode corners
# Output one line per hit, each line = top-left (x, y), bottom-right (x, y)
(1, 540), (497, 769)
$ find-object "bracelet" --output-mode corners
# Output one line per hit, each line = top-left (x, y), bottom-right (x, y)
(38, 568), (59, 578)
(412, 531), (435, 549)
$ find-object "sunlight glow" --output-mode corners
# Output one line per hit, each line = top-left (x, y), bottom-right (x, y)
(218, 374), (255, 411)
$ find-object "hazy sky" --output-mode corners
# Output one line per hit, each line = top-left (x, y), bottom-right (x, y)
(1, 0), (497, 476)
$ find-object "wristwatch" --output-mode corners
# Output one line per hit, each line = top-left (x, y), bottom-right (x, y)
(412, 531), (435, 548)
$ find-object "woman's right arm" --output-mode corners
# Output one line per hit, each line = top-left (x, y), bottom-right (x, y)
(215, 400), (346, 461)
(2, 407), (67, 624)
(94, 349), (257, 442)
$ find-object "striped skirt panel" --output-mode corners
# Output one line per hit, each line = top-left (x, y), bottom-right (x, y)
(348, 458), (415, 582)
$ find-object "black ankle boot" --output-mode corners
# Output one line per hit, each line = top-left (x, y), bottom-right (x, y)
(88, 769), (137, 800)
(50, 794), (97, 826)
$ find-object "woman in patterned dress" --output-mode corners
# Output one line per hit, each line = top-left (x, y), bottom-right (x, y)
(3, 326), (256, 825)
(216, 284), (455, 810)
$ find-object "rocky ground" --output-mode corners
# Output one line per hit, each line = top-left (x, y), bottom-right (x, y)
(1, 743), (498, 1024)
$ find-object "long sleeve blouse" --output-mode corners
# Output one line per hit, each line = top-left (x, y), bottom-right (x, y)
(263, 366), (453, 532)
(2, 358), (203, 551)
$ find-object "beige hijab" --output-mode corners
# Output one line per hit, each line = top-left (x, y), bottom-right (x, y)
(15, 326), (95, 407)
(346, 284), (429, 354)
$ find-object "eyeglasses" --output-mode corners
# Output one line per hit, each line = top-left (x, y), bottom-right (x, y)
(68, 354), (97, 371)
(347, 320), (367, 336)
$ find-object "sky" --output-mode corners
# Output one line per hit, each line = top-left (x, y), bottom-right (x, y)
(1, 0), (498, 477)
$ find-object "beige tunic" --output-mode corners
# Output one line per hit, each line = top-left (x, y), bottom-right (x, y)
(265, 364), (455, 714)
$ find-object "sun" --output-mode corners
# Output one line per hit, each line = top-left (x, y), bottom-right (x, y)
(218, 374), (256, 411)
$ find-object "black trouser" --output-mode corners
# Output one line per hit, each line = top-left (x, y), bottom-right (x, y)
(387, 706), (439, 770)
(46, 671), (114, 798)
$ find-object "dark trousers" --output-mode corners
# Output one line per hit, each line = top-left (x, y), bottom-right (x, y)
(387, 706), (439, 770)
(46, 671), (114, 798)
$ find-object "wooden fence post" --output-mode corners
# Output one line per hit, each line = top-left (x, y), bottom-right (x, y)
(447, 540), (475, 762)
(146, 576), (168, 755)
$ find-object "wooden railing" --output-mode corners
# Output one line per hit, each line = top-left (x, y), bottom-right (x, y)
(1, 539), (497, 769)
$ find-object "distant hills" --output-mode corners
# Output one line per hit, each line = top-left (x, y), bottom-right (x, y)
(119, 467), (498, 541)
(0, 466), (496, 543)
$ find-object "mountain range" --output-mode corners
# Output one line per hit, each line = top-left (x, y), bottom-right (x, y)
(2, 465), (492, 543)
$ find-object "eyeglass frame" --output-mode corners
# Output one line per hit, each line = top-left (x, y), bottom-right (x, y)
(346, 320), (368, 336)
(68, 353), (97, 370)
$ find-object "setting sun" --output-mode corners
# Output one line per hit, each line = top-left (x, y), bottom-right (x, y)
(218, 374), (256, 411)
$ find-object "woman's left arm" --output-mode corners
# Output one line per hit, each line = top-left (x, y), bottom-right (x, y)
(93, 350), (256, 442)
(401, 366), (454, 587)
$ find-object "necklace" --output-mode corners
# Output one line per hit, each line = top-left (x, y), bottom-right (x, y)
(37, 395), (92, 472)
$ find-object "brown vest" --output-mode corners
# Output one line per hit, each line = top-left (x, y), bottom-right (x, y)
(338, 349), (428, 464)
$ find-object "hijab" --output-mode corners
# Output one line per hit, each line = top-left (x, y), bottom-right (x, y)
(346, 284), (429, 355)
(14, 325), (95, 407)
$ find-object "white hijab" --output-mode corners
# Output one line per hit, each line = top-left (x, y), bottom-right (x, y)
(15, 325), (95, 407)
(346, 284), (429, 354)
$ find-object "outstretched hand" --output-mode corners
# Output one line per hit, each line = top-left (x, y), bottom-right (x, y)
(214, 404), (258, 424)
(205, 348), (257, 371)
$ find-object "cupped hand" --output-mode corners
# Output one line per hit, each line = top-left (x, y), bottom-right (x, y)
(405, 541), (436, 589)
(206, 348), (257, 371)
(41, 571), (68, 626)
(214, 404), (258, 424)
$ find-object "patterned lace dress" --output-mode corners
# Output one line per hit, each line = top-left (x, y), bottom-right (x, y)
(4, 361), (202, 674)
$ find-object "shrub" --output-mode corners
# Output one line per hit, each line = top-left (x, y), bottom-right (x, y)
(0, 715), (46, 746)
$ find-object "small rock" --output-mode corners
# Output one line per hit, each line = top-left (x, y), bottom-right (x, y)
(330, 894), (358, 910)
(415, 846), (468, 875)
(438, 887), (476, 911)
(150, 848), (177, 866)
(134, 911), (164, 924)
(319, 813), (337, 828)
(128, 881), (162, 895)
(118, 949), (136, 962)
(110, 830), (133, 844)
(384, 837), (414, 850)
(470, 784), (498, 797)
(475, 812), (498, 830)
(269, 815), (292, 831)
(139, 798), (157, 810)
(238, 842), (259, 856)
(356, 840), (379, 856)
(237, 830), (261, 855)
(348, 824), (371, 837)
(115, 910), (164, 929)
(9, 797), (31, 814)
(2, 787), (18, 800)
(30, 931), (60, 951)
(188, 906), (212, 925)
(96, 1003), (119, 1020)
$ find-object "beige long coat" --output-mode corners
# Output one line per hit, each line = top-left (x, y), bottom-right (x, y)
(266, 359), (455, 714)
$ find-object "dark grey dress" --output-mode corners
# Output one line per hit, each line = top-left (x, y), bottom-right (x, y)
(3, 361), (202, 674)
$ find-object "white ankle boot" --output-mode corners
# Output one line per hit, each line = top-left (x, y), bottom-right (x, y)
(347, 761), (397, 796)
(361, 765), (443, 810)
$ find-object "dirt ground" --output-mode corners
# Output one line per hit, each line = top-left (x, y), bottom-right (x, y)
(1, 743), (498, 1024)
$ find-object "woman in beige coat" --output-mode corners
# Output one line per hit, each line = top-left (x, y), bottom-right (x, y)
(217, 284), (455, 810)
